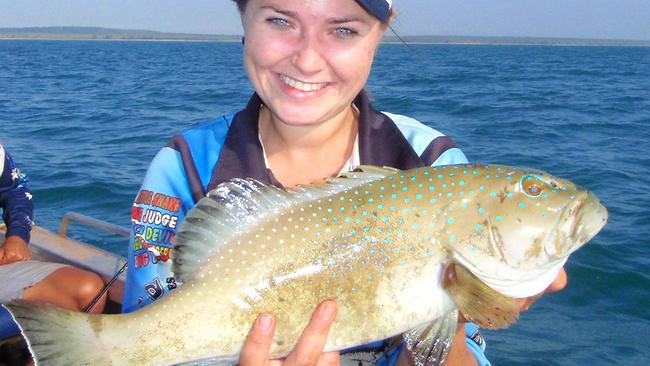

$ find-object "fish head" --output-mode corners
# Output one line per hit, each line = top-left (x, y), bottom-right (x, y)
(449, 165), (608, 298)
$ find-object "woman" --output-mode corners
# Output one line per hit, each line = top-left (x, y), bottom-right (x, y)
(0, 144), (106, 314)
(123, 0), (567, 365)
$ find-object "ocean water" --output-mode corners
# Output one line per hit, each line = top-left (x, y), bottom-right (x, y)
(1, 40), (649, 365)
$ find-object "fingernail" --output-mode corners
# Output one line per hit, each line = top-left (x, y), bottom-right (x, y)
(320, 303), (337, 321)
(257, 313), (273, 333)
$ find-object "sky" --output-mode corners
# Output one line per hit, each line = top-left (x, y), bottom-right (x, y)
(1, 0), (649, 41)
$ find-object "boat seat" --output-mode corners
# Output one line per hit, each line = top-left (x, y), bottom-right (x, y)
(0, 306), (20, 340)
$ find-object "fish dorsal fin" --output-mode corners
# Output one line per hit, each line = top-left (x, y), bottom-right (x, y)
(172, 166), (400, 282)
(403, 310), (459, 366)
(442, 262), (520, 329)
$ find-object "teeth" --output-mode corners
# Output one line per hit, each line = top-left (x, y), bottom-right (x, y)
(280, 75), (327, 92)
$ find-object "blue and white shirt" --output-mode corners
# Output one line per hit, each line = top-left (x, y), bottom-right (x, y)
(122, 92), (488, 365)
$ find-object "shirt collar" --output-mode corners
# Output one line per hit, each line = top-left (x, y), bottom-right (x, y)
(208, 91), (423, 191)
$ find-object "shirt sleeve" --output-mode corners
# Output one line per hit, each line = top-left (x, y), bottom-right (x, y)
(0, 145), (34, 243)
(465, 322), (491, 366)
(121, 145), (196, 312)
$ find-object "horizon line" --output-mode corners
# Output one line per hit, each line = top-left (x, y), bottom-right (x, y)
(1, 26), (649, 45)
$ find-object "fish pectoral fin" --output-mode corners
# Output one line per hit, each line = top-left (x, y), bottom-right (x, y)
(443, 262), (520, 329)
(403, 310), (459, 366)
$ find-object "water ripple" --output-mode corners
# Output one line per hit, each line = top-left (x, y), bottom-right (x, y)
(1, 40), (649, 365)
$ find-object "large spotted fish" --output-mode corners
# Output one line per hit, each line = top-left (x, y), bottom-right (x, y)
(4, 164), (607, 366)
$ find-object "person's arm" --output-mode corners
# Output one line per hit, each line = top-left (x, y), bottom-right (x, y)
(0, 235), (31, 265)
(121, 142), (198, 312)
(0, 145), (34, 265)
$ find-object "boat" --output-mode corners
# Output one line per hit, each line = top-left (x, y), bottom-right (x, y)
(0, 212), (128, 365)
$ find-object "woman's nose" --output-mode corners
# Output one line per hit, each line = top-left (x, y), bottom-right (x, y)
(292, 35), (326, 75)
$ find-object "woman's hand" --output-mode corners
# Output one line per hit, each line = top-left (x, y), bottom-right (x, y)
(240, 300), (340, 366)
(0, 235), (31, 265)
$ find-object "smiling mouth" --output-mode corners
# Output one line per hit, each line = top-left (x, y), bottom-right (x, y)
(280, 74), (328, 92)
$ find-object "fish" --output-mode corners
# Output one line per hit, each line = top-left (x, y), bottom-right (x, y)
(3, 163), (607, 366)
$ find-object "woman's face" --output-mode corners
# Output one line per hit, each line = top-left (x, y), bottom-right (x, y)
(241, 0), (387, 127)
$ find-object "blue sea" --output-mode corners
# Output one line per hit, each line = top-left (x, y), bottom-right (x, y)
(1, 40), (649, 365)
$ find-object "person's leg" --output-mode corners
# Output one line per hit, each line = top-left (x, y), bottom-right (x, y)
(22, 266), (106, 314)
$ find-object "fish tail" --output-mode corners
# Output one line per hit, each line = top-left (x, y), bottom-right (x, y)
(3, 300), (112, 365)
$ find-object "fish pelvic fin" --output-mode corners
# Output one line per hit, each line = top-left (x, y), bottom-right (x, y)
(403, 310), (459, 366)
(2, 300), (110, 365)
(442, 262), (520, 329)
(172, 166), (400, 283)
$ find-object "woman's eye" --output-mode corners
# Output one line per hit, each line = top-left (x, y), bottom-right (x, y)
(268, 18), (290, 27)
(334, 27), (357, 37)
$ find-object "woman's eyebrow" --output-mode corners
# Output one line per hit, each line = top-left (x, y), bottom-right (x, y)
(259, 5), (366, 25)
(260, 5), (297, 18)
(329, 16), (365, 25)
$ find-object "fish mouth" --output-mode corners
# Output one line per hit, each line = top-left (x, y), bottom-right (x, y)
(547, 190), (608, 259)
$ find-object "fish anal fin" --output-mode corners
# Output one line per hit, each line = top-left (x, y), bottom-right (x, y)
(404, 310), (459, 366)
(443, 262), (520, 329)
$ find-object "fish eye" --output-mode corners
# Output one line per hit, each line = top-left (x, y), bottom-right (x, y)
(521, 175), (543, 197)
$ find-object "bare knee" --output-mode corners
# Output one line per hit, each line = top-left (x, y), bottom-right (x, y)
(75, 271), (106, 313)
(48, 267), (106, 313)
(22, 267), (104, 312)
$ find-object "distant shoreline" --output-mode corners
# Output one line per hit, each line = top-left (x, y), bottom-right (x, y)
(0, 36), (242, 43)
(4, 37), (649, 48)
(1, 27), (649, 47)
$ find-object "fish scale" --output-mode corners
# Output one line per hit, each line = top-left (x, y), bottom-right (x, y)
(3, 164), (607, 366)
